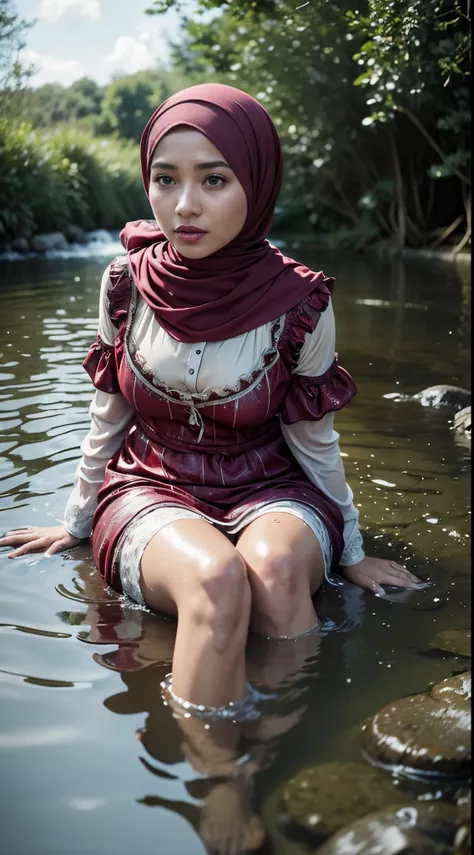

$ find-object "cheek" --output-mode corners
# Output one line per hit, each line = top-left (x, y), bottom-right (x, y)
(217, 190), (247, 231)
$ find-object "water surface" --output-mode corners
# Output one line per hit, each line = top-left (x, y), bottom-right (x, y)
(0, 248), (470, 855)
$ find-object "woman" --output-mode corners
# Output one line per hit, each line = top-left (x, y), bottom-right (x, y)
(0, 84), (421, 716)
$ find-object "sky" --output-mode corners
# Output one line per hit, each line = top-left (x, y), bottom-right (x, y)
(17, 0), (197, 87)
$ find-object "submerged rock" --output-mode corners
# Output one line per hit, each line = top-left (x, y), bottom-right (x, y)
(281, 761), (399, 837)
(429, 630), (471, 658)
(413, 385), (471, 410)
(362, 673), (471, 778)
(316, 803), (457, 855)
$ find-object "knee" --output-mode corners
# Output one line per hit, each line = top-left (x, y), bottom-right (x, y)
(248, 553), (302, 611)
(186, 550), (251, 652)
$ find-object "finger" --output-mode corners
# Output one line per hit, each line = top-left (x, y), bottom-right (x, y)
(350, 571), (386, 596)
(0, 534), (39, 547)
(1, 527), (35, 539)
(7, 538), (49, 558)
(44, 541), (68, 556)
(385, 573), (424, 589)
(388, 564), (423, 585)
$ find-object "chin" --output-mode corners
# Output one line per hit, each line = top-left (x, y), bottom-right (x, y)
(172, 241), (216, 259)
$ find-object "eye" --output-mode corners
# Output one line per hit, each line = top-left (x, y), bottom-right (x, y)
(204, 175), (227, 188)
(153, 175), (175, 186)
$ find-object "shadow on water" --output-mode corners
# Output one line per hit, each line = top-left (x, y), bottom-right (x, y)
(0, 249), (470, 854)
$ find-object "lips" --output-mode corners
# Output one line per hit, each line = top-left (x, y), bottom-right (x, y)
(174, 226), (208, 244)
(175, 226), (208, 235)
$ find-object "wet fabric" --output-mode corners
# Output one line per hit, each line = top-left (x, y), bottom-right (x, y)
(83, 259), (357, 593)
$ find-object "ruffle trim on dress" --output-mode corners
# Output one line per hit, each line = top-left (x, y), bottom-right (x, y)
(278, 276), (335, 369)
(281, 356), (357, 424)
(127, 312), (285, 405)
(82, 334), (120, 394)
(108, 257), (132, 329)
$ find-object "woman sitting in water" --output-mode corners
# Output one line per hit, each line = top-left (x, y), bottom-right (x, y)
(0, 84), (421, 716)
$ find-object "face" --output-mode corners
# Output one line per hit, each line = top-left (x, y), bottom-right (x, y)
(148, 128), (248, 258)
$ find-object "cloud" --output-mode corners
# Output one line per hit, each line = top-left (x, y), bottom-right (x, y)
(39, 0), (101, 23)
(103, 34), (162, 76)
(26, 50), (84, 87)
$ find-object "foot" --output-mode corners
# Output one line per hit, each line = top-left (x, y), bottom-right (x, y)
(200, 779), (266, 855)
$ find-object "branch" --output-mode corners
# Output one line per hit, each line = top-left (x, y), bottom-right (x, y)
(397, 105), (471, 186)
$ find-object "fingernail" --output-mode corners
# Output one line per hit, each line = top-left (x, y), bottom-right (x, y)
(374, 586), (386, 597)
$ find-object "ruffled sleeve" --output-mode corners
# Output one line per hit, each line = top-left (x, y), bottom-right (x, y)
(82, 258), (130, 394)
(280, 297), (357, 424)
(280, 293), (364, 569)
(83, 334), (119, 394)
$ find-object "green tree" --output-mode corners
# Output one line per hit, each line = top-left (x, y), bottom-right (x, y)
(0, 0), (32, 116)
(349, 0), (471, 252)
(99, 70), (170, 141)
(27, 83), (69, 126)
(64, 76), (103, 120)
(148, 0), (471, 252)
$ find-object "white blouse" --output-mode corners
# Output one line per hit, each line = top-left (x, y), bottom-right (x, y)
(63, 263), (365, 566)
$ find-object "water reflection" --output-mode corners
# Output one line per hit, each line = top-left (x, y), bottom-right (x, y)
(59, 561), (346, 851)
(0, 254), (470, 854)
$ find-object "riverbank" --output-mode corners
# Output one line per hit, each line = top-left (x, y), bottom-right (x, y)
(0, 227), (470, 265)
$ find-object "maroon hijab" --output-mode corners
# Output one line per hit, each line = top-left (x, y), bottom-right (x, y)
(120, 83), (327, 343)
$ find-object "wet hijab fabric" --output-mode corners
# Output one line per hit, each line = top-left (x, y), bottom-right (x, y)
(120, 83), (327, 342)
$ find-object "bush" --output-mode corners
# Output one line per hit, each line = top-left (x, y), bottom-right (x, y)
(0, 119), (147, 240)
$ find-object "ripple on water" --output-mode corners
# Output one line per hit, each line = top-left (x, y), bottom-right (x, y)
(0, 254), (470, 855)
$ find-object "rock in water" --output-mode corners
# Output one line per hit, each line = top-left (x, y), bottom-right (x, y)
(362, 672), (471, 778)
(64, 224), (87, 244)
(429, 630), (471, 658)
(455, 791), (471, 854)
(413, 385), (471, 410)
(31, 232), (69, 253)
(281, 761), (399, 837)
(11, 236), (29, 253)
(316, 803), (457, 855)
(453, 406), (471, 434)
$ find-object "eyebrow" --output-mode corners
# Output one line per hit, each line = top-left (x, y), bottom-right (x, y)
(150, 160), (231, 171)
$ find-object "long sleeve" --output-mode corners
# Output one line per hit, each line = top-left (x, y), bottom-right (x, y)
(63, 266), (134, 538)
(281, 301), (365, 566)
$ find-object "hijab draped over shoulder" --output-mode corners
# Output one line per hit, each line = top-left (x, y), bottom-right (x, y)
(120, 83), (329, 343)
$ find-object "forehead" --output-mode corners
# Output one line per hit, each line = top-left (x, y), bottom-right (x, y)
(152, 128), (225, 162)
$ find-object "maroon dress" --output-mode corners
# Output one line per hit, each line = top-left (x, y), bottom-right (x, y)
(83, 259), (357, 593)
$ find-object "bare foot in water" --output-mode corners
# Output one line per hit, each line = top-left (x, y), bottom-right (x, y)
(200, 779), (266, 855)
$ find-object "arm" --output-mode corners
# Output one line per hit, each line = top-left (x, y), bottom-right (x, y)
(63, 388), (134, 538)
(282, 300), (422, 593)
(281, 413), (365, 567)
(282, 300), (364, 567)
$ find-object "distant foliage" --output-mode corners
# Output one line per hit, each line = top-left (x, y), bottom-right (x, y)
(0, 121), (147, 239)
(0, 62), (189, 241)
(148, 0), (471, 252)
(0, 0), (32, 116)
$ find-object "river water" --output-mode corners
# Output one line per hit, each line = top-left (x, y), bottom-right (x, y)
(0, 246), (470, 855)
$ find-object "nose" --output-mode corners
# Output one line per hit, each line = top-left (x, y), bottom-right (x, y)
(175, 183), (202, 218)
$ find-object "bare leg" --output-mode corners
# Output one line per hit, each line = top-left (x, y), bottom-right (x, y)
(236, 512), (325, 638)
(140, 519), (251, 708)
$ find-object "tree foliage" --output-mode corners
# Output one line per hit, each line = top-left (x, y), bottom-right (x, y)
(0, 120), (146, 239)
(0, 0), (32, 115)
(147, 0), (471, 252)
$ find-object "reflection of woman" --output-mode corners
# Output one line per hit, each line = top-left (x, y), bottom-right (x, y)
(67, 562), (316, 853)
(1, 84), (421, 718)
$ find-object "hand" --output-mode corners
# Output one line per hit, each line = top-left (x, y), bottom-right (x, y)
(0, 525), (80, 558)
(340, 555), (423, 596)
